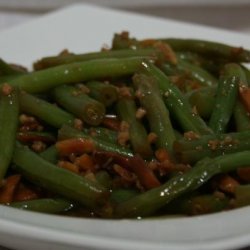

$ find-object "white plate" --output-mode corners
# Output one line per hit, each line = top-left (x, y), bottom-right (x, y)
(1, 4), (250, 250)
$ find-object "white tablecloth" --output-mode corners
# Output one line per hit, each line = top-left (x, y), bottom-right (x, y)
(1, 3), (250, 34)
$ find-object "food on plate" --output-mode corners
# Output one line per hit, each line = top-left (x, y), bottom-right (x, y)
(1, 31), (250, 218)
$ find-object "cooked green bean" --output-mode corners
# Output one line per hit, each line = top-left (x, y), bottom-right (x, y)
(53, 85), (106, 126)
(115, 151), (250, 217)
(111, 188), (139, 204)
(0, 85), (19, 181)
(234, 102), (250, 132)
(112, 32), (139, 50)
(232, 66), (250, 132)
(177, 52), (225, 74)
(164, 193), (229, 215)
(86, 81), (118, 107)
(95, 171), (112, 189)
(8, 198), (75, 214)
(209, 63), (239, 133)
(20, 91), (75, 128)
(0, 75), (19, 84)
(0, 58), (25, 76)
(160, 38), (250, 62)
(2, 33), (250, 219)
(141, 61), (213, 135)
(58, 125), (133, 157)
(39, 145), (58, 164)
(186, 86), (216, 119)
(116, 94), (153, 158)
(17, 131), (56, 144)
(234, 185), (250, 207)
(34, 49), (159, 70)
(174, 131), (250, 164)
(162, 60), (218, 87)
(7, 58), (145, 93)
(87, 127), (118, 144)
(133, 73), (175, 152)
(13, 143), (108, 208)
(243, 66), (250, 83)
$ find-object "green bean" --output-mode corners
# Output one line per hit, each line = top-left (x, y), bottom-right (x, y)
(112, 34), (250, 62)
(177, 52), (227, 75)
(39, 145), (58, 164)
(34, 49), (158, 70)
(86, 81), (118, 107)
(87, 127), (118, 144)
(174, 129), (183, 140)
(111, 188), (139, 204)
(13, 143), (108, 208)
(20, 91), (75, 128)
(0, 75), (19, 84)
(141, 61), (213, 135)
(177, 52), (223, 74)
(232, 66), (250, 132)
(186, 86), (216, 119)
(0, 86), (19, 181)
(8, 198), (74, 214)
(174, 131), (250, 164)
(234, 185), (250, 207)
(209, 64), (239, 133)
(115, 151), (250, 217)
(116, 94), (153, 158)
(53, 85), (105, 126)
(112, 32), (139, 50)
(234, 102), (250, 132)
(58, 125), (133, 157)
(133, 73), (175, 152)
(0, 58), (25, 76)
(160, 38), (250, 62)
(164, 193), (229, 215)
(243, 66), (250, 83)
(95, 171), (112, 189)
(162, 60), (218, 87)
(176, 52), (201, 65)
(7, 57), (145, 93)
(17, 131), (56, 144)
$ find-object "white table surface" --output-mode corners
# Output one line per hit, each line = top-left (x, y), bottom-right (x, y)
(1, 3), (250, 34)
(0, 3), (250, 250)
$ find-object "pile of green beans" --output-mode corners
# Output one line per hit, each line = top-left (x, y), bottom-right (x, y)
(0, 32), (250, 219)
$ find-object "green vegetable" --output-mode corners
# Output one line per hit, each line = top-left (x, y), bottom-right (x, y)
(34, 49), (159, 69)
(58, 125), (133, 157)
(209, 63), (239, 133)
(115, 151), (250, 217)
(7, 58), (145, 93)
(53, 85), (105, 126)
(13, 143), (108, 208)
(141, 61), (213, 135)
(9, 198), (75, 214)
(20, 91), (75, 128)
(174, 131), (250, 164)
(133, 73), (175, 152)
(161, 38), (250, 62)
(162, 60), (218, 87)
(39, 145), (58, 164)
(186, 86), (216, 119)
(116, 93), (153, 158)
(0, 86), (19, 181)
(164, 193), (229, 215)
(86, 81), (118, 107)
(0, 58), (26, 76)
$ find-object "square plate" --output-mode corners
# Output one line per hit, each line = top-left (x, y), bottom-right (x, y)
(0, 4), (250, 250)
